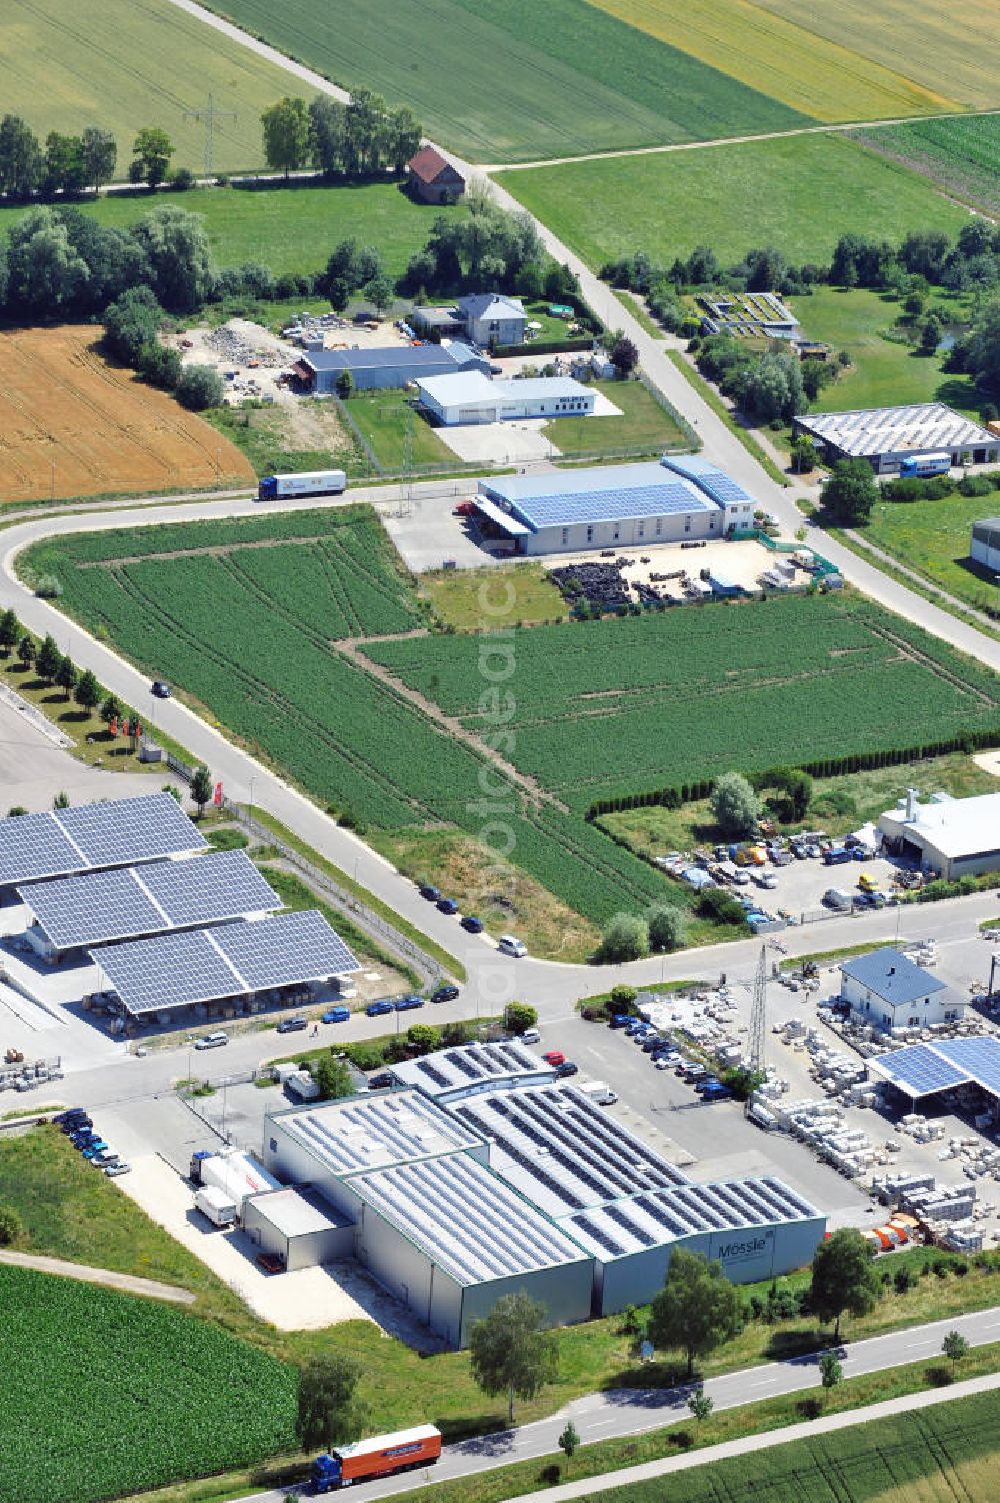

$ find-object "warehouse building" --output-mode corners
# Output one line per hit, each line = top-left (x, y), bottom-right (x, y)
(389, 1039), (557, 1104)
(473, 454), (756, 556)
(840, 947), (963, 1032)
(417, 371), (595, 426)
(879, 789), (1000, 881)
(793, 403), (999, 475)
(295, 341), (488, 394)
(971, 517), (1000, 575)
(243, 1186), (353, 1271)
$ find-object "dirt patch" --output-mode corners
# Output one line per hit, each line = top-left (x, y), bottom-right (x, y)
(0, 326), (254, 503)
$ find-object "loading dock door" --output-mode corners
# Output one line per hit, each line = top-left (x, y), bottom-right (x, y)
(458, 407), (496, 424)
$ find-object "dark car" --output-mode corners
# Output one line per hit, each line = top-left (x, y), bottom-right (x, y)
(436, 897), (460, 915)
(555, 1061), (578, 1078)
(276, 1016), (308, 1034)
(369, 1071), (395, 1089)
(641, 1036), (664, 1052)
(419, 883), (440, 902)
(608, 1014), (631, 1029)
(431, 984), (459, 1004)
(366, 999), (394, 1017)
(150, 680), (171, 699)
(61, 1114), (92, 1134)
(71, 1128), (99, 1146)
(395, 994), (425, 1012)
(460, 914), (484, 933)
(700, 1083), (733, 1102)
(54, 1108), (88, 1127)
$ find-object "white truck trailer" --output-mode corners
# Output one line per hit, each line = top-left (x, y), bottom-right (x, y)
(257, 470), (347, 500)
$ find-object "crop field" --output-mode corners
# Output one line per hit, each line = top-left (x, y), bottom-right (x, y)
(0, 327), (253, 504)
(855, 114), (1000, 217)
(3, 1264), (296, 1503)
(0, 181), (453, 284)
(759, 0), (1000, 113)
(0, 0), (305, 175)
(498, 134), (968, 273)
(586, 0), (956, 122)
(365, 594), (1000, 810)
(212, 0), (811, 162)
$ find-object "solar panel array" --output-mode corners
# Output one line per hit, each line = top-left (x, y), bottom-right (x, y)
(517, 480), (717, 530)
(870, 1036), (1000, 1099)
(18, 850), (280, 951)
(0, 793), (204, 886)
(91, 909), (359, 1016)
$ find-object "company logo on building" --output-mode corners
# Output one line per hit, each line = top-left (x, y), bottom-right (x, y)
(715, 1232), (772, 1261)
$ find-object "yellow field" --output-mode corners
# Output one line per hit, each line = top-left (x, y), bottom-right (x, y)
(870, 1451), (998, 1503)
(586, 0), (960, 122)
(759, 0), (1000, 111)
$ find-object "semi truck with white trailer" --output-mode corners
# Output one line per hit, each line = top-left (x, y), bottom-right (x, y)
(257, 470), (347, 501)
(190, 1149), (281, 1209)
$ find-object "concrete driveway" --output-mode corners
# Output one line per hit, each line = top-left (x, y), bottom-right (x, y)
(434, 419), (557, 465)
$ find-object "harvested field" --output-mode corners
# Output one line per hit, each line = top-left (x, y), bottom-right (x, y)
(0, 328), (254, 504)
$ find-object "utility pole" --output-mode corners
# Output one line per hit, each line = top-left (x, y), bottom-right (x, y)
(183, 93), (237, 178)
(396, 403), (414, 518)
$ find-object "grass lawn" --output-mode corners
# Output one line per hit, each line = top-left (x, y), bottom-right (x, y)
(498, 134), (968, 272)
(420, 562), (567, 629)
(0, 180), (456, 282)
(547, 379), (689, 458)
(854, 114), (1000, 218)
(344, 390), (457, 473)
(862, 482), (1000, 614)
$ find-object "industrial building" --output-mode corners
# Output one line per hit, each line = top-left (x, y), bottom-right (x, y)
(971, 517), (1000, 575)
(417, 371), (594, 426)
(840, 947), (963, 1032)
(295, 342), (488, 394)
(879, 789), (1000, 881)
(243, 1187), (353, 1270)
(260, 1042), (825, 1346)
(793, 403), (999, 475)
(473, 454), (757, 556)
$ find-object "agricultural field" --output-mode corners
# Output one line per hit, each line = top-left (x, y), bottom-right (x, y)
(854, 114), (1000, 218)
(498, 134), (969, 274)
(861, 482), (1000, 615)
(587, 0), (956, 122)
(759, 0), (1000, 113)
(0, 180), (454, 283)
(0, 326), (253, 504)
(211, 0), (812, 162)
(2, 1264), (296, 1503)
(0, 0), (304, 176)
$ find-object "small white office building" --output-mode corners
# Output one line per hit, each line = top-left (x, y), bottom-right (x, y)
(840, 947), (962, 1032)
(417, 370), (595, 425)
(879, 789), (1000, 880)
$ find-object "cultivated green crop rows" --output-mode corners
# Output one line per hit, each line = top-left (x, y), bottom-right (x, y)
(2, 1265), (296, 1503)
(855, 113), (1000, 217)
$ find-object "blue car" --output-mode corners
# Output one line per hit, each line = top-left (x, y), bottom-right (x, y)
(395, 994), (425, 1012)
(608, 1014), (631, 1029)
(322, 1006), (351, 1024)
(81, 1140), (109, 1158)
(436, 897), (460, 915)
(366, 999), (394, 1017)
(460, 914), (483, 933)
(419, 884), (440, 902)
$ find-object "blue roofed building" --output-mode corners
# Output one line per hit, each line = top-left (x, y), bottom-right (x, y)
(296, 341), (489, 394)
(473, 455), (756, 555)
(840, 946), (962, 1032)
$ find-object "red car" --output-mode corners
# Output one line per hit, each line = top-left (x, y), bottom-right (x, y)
(453, 500), (477, 516)
(542, 1050), (565, 1067)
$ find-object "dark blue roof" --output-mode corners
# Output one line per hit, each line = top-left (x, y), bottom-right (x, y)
(841, 947), (946, 1006)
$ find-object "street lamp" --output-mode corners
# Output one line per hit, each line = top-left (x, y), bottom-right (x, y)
(185, 1035), (193, 1092)
(248, 775), (256, 830)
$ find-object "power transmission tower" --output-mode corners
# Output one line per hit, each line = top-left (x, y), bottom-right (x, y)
(748, 943), (767, 1082)
(183, 93), (237, 178)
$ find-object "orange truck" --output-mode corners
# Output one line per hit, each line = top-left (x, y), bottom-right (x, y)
(311, 1426), (442, 1490)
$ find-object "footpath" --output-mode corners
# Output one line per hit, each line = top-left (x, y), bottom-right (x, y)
(0, 1247), (195, 1303)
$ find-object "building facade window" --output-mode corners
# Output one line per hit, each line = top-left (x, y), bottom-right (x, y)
(586, 525), (594, 543)
(561, 528), (569, 545)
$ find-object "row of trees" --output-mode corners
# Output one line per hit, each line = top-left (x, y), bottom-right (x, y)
(262, 92), (422, 180)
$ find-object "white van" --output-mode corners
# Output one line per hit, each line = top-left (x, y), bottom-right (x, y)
(578, 1080), (617, 1106)
(498, 934), (527, 958)
(521, 1027), (541, 1044)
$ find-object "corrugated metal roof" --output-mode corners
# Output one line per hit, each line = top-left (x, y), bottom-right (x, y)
(796, 403), (995, 457)
(271, 1088), (480, 1176)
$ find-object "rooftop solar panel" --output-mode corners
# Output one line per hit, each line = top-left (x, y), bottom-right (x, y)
(869, 1043), (968, 1097)
(0, 811), (86, 884)
(935, 1038), (1000, 1096)
(517, 481), (716, 530)
(140, 850), (279, 927)
(0, 794), (204, 888)
(212, 910), (359, 990)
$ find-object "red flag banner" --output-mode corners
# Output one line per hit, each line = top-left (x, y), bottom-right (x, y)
(214, 781), (223, 806)
(109, 716), (117, 736)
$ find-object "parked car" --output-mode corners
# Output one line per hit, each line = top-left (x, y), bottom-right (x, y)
(150, 680), (171, 698)
(431, 984), (459, 1004)
(104, 1162), (132, 1177)
(80, 1140), (109, 1158)
(641, 1036), (663, 1053)
(453, 500), (477, 516)
(419, 884), (440, 902)
(521, 1027), (541, 1044)
(460, 914), (484, 933)
(555, 1061), (578, 1078)
(754, 872), (778, 889)
(366, 999), (394, 1017)
(194, 1030), (229, 1049)
(395, 994), (425, 1012)
(608, 1013), (632, 1029)
(322, 1006), (351, 1024)
(369, 1071), (395, 1090)
(276, 1017), (307, 1035)
(436, 896), (460, 915)
(542, 1050), (565, 1066)
(498, 935), (527, 958)
(54, 1108), (88, 1127)
(92, 1152), (120, 1168)
(60, 1114), (91, 1134)
(700, 1083), (733, 1102)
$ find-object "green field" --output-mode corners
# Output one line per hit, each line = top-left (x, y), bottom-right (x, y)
(547, 380), (690, 458)
(861, 483), (1000, 614)
(854, 113), (1000, 217)
(210, 0), (811, 162)
(0, 181), (455, 283)
(498, 134), (968, 272)
(0, 0), (306, 175)
(2, 1265), (295, 1503)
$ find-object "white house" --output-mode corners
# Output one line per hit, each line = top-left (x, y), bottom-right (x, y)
(456, 293), (526, 347)
(417, 371), (595, 426)
(840, 947), (963, 1032)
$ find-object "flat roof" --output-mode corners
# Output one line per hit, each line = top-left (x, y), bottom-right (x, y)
(270, 1087), (481, 1175)
(451, 1084), (689, 1216)
(841, 947), (946, 1006)
(302, 345), (462, 374)
(390, 1041), (557, 1099)
(0, 793), (205, 886)
(419, 372), (591, 409)
(245, 1185), (352, 1237)
(349, 1153), (587, 1285)
(562, 1177), (820, 1259)
(881, 791), (1000, 860)
(870, 1037), (1000, 1100)
(796, 403), (996, 458)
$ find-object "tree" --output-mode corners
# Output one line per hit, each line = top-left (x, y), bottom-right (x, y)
(132, 127), (174, 188)
(469, 1290), (559, 1425)
(295, 1352), (363, 1452)
(598, 913), (649, 963)
(74, 668), (100, 713)
(44, 132), (87, 196)
(52, 791), (70, 810)
(363, 271), (394, 316)
(920, 312), (943, 354)
(335, 369), (354, 401)
(55, 653), (77, 700)
(17, 635), (36, 670)
(261, 98), (311, 178)
(0, 114), (43, 199)
(36, 633), (62, 684)
(0, 1204), (25, 1247)
(104, 286), (164, 364)
(819, 1351), (843, 1402)
(942, 1330), (969, 1365)
(823, 457), (878, 526)
(0, 608), (19, 657)
(609, 336), (639, 378)
(647, 905), (686, 953)
(131, 205), (212, 312)
(558, 1421), (580, 1461)
(191, 764), (213, 817)
(610, 985), (637, 1013)
(810, 1228), (880, 1341)
(389, 107), (423, 174)
(100, 693), (122, 727)
(687, 1390), (714, 1423)
(710, 772), (761, 840)
(505, 1003), (538, 1035)
(176, 365), (224, 410)
(309, 96), (347, 177)
(5, 207), (91, 316)
(81, 126), (117, 194)
(315, 1054), (354, 1101)
(648, 1248), (743, 1378)
(790, 434), (817, 474)
(406, 1023), (439, 1055)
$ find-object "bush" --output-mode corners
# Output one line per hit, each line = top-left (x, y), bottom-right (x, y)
(138, 341), (181, 390)
(647, 905), (686, 952)
(610, 984), (638, 1012)
(171, 167), (195, 191)
(0, 1204), (25, 1247)
(597, 913), (649, 963)
(925, 1365), (954, 1387)
(505, 1002), (538, 1035)
(710, 772), (761, 839)
(176, 364), (225, 409)
(697, 887), (748, 927)
(34, 574), (62, 599)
